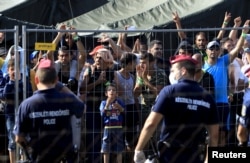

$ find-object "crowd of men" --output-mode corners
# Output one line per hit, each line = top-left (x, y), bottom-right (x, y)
(0, 11), (250, 163)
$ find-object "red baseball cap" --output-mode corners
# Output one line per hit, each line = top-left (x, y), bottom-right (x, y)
(89, 45), (104, 55)
(38, 59), (54, 69)
(169, 54), (198, 65)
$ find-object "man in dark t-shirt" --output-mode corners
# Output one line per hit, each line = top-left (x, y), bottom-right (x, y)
(192, 52), (215, 97)
(14, 59), (84, 162)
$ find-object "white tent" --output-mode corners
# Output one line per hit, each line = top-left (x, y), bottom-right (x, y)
(61, 0), (225, 36)
(0, 0), (249, 47)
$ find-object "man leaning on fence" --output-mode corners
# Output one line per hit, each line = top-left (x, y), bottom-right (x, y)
(134, 54), (219, 163)
(14, 59), (84, 162)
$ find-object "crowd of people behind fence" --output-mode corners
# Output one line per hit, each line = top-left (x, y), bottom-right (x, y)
(0, 11), (250, 163)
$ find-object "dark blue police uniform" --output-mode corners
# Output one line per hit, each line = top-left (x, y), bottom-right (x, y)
(14, 88), (84, 162)
(238, 88), (250, 129)
(152, 79), (218, 163)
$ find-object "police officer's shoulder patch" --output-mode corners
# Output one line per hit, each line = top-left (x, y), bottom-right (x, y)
(241, 105), (247, 116)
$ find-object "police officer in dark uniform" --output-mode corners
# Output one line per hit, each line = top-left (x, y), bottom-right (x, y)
(134, 54), (219, 163)
(14, 59), (84, 162)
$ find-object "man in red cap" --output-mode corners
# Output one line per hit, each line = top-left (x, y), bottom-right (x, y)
(89, 45), (104, 56)
(134, 54), (219, 163)
(87, 45), (120, 70)
(14, 59), (84, 162)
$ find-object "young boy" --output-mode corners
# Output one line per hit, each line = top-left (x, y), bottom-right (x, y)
(99, 84), (125, 163)
(113, 52), (139, 163)
(0, 59), (33, 163)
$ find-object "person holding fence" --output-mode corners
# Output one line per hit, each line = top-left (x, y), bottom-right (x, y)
(14, 59), (84, 162)
(47, 24), (86, 95)
(172, 11), (231, 59)
(172, 11), (208, 57)
(54, 46), (79, 93)
(134, 54), (219, 163)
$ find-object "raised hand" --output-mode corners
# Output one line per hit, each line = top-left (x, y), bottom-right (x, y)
(68, 26), (78, 37)
(224, 11), (231, 24)
(97, 33), (110, 43)
(172, 11), (181, 23)
(234, 16), (242, 27)
(242, 20), (250, 34)
(57, 23), (67, 35)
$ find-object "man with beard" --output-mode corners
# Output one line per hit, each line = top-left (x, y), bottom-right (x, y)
(148, 40), (163, 59)
(172, 11), (232, 59)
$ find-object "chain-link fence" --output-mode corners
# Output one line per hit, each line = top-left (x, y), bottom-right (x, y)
(0, 25), (246, 162)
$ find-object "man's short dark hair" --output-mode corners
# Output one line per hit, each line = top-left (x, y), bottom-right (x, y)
(105, 83), (117, 92)
(176, 60), (196, 76)
(36, 68), (57, 84)
(58, 46), (72, 55)
(120, 52), (137, 68)
(195, 32), (208, 41)
(220, 37), (233, 45)
(149, 40), (162, 49)
(179, 44), (194, 55)
(140, 53), (155, 62)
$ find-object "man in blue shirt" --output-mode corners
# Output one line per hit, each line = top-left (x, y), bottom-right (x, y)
(203, 20), (249, 146)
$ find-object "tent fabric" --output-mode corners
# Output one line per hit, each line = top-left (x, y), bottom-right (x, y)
(1, 0), (250, 34)
(63, 0), (225, 36)
(0, 0), (231, 33)
(0, 0), (250, 47)
(0, 15), (54, 49)
(0, 0), (109, 28)
(153, 0), (250, 56)
(0, 0), (27, 12)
